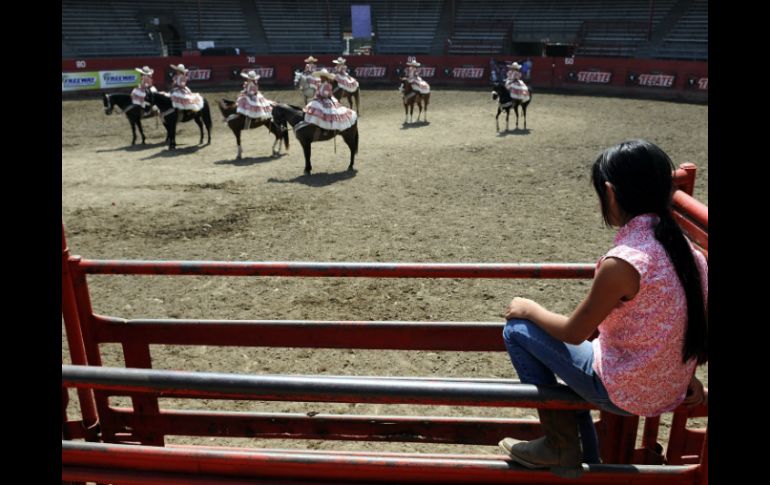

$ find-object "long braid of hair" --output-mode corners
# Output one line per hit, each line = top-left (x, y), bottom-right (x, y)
(593, 139), (708, 366)
(654, 209), (708, 365)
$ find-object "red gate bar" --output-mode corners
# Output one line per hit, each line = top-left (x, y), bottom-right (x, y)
(63, 441), (701, 484)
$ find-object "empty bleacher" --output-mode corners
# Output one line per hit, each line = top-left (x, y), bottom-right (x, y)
(372, 0), (443, 54)
(575, 21), (651, 58)
(62, 0), (159, 58)
(62, 0), (706, 61)
(655, 0), (707, 60)
(62, 0), (255, 58)
(448, 0), (677, 56)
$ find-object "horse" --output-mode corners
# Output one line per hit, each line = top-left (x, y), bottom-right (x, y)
(270, 103), (358, 175)
(218, 98), (289, 160)
(102, 93), (158, 145)
(146, 89), (212, 150)
(398, 78), (430, 124)
(491, 82), (532, 132)
(332, 81), (361, 114)
(294, 71), (317, 105)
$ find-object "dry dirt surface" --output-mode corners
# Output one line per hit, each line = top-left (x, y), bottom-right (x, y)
(63, 86), (708, 454)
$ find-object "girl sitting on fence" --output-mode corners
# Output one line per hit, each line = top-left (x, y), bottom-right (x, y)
(498, 139), (708, 474)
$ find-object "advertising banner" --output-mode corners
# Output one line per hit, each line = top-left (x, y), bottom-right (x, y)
(354, 66), (387, 78)
(568, 70), (612, 84)
(450, 67), (484, 79)
(100, 70), (140, 89)
(637, 73), (676, 88)
(62, 71), (100, 91)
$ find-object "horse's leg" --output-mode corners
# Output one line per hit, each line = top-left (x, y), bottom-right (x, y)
(129, 118), (137, 145)
(137, 118), (146, 144)
(354, 90), (360, 114)
(514, 104), (520, 130)
(194, 116), (204, 144)
(301, 139), (312, 174)
(417, 99), (423, 123)
(424, 97), (428, 122)
(168, 117), (176, 150)
(234, 123), (243, 159)
(505, 108), (510, 132)
(496, 107), (501, 132)
(522, 104), (528, 130)
(403, 101), (408, 124)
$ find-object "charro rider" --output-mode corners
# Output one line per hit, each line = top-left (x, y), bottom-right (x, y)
(131, 66), (156, 116)
(236, 70), (274, 126)
(331, 56), (359, 96)
(505, 62), (531, 102)
(302, 55), (321, 96)
(303, 68), (357, 131)
(404, 58), (430, 94)
(169, 63), (204, 112)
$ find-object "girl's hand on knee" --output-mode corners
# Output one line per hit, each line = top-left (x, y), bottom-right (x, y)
(504, 297), (538, 320)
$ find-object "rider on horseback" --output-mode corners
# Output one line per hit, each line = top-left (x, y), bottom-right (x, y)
(303, 69), (357, 131)
(236, 70), (274, 123)
(505, 62), (531, 102)
(131, 66), (156, 116)
(169, 64), (204, 113)
(332, 57), (359, 94)
(404, 59), (430, 95)
(302, 56), (321, 96)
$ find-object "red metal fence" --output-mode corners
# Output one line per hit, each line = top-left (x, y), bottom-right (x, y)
(62, 164), (708, 484)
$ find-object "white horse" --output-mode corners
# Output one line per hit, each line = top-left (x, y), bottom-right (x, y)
(293, 71), (317, 104)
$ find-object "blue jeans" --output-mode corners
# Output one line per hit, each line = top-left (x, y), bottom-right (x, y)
(502, 318), (633, 464)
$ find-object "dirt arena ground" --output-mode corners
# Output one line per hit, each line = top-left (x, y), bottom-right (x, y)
(62, 85), (707, 455)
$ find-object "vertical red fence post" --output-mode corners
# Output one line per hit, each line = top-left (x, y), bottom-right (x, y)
(61, 223), (99, 438)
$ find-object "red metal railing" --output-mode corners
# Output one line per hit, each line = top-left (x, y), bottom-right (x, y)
(62, 164), (708, 484)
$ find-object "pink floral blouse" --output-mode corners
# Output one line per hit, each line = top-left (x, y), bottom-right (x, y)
(592, 213), (708, 416)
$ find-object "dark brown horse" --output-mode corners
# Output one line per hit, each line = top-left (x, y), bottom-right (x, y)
(399, 78), (430, 124)
(332, 81), (361, 114)
(145, 90), (212, 150)
(102, 93), (159, 145)
(218, 99), (289, 159)
(270, 103), (358, 175)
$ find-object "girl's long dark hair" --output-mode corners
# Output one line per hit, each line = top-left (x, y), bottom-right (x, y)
(592, 140), (707, 365)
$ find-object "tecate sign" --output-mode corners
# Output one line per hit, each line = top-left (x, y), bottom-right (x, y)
(354, 66), (387, 78)
(576, 71), (612, 83)
(452, 67), (484, 79)
(698, 78), (708, 90)
(417, 67), (436, 78)
(241, 67), (274, 78)
(638, 74), (675, 88)
(187, 69), (212, 81)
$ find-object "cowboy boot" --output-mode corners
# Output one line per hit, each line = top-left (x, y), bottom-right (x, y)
(499, 409), (583, 477)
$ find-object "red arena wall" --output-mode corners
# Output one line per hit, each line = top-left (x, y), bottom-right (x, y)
(62, 55), (707, 101)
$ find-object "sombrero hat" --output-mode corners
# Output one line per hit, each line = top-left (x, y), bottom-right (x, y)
(312, 68), (336, 81)
(170, 64), (189, 73)
(135, 66), (154, 76)
(332, 57), (347, 65)
(304, 56), (318, 63)
(241, 70), (260, 81)
(406, 60), (421, 67)
(509, 62), (521, 70)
